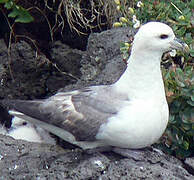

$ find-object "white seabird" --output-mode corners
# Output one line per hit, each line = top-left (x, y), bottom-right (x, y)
(7, 116), (56, 144)
(1, 22), (188, 150)
(0, 109), (56, 144)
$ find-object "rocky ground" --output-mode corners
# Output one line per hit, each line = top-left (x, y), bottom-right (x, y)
(0, 27), (193, 179)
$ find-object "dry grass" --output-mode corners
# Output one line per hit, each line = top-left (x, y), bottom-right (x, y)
(44, 0), (117, 35)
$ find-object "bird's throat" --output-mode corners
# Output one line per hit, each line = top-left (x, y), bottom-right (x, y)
(114, 53), (166, 100)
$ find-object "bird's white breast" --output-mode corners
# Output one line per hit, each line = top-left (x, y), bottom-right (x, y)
(96, 98), (169, 148)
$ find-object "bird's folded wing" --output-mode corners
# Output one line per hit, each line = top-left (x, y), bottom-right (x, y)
(1, 86), (124, 141)
(8, 111), (107, 149)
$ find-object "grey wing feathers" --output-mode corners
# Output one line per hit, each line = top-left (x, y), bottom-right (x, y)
(1, 86), (123, 141)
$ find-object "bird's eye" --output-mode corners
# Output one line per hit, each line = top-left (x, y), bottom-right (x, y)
(160, 34), (168, 39)
(22, 122), (27, 126)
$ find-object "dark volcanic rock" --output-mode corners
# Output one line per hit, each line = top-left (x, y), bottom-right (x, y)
(0, 40), (80, 99)
(0, 27), (133, 99)
(0, 135), (193, 180)
(58, 27), (134, 92)
(184, 157), (194, 174)
(0, 40), (50, 99)
(50, 41), (83, 78)
(0, 28), (193, 179)
(80, 27), (134, 85)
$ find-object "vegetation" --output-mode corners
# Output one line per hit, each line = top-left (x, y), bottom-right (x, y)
(0, 0), (116, 37)
(161, 65), (193, 159)
(0, 0), (33, 23)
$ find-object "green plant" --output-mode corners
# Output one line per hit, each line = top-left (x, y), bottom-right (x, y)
(158, 65), (194, 159)
(0, 0), (33, 23)
(114, 0), (194, 159)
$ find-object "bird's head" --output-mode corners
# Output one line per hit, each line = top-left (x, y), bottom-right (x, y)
(132, 22), (189, 55)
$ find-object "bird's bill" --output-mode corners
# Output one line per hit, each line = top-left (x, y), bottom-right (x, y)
(170, 38), (189, 52)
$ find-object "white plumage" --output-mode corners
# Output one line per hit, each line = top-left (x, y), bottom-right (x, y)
(7, 116), (56, 144)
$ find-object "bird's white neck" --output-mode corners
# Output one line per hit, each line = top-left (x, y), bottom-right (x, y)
(114, 50), (166, 100)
